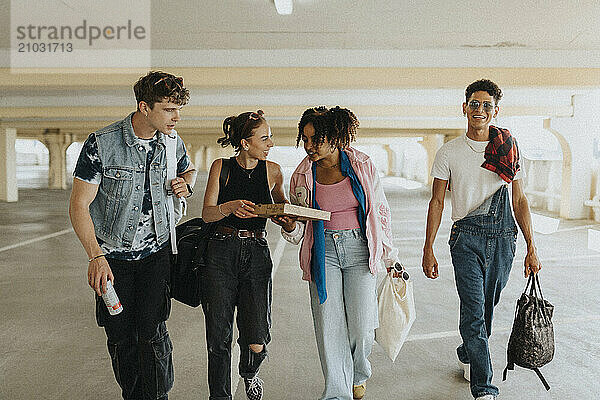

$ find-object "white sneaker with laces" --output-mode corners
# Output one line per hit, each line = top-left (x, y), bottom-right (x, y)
(458, 360), (470, 382)
(475, 395), (495, 400)
(244, 375), (264, 400)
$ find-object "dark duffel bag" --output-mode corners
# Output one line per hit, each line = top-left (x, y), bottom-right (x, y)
(169, 158), (230, 307)
(503, 273), (554, 390)
(170, 217), (214, 307)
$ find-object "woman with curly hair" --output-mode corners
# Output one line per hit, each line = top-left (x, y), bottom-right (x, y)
(272, 106), (403, 400)
(201, 110), (287, 400)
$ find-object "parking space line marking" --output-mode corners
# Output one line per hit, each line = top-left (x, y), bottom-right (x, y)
(395, 235), (447, 242)
(406, 315), (600, 342)
(0, 228), (73, 253)
(271, 236), (286, 278)
(557, 224), (600, 233)
(405, 251), (600, 273)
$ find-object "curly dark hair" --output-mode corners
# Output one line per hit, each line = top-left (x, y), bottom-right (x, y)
(465, 79), (503, 104)
(296, 106), (359, 149)
(133, 71), (190, 110)
(218, 110), (266, 152)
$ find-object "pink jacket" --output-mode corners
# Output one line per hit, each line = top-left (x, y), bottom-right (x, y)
(283, 147), (399, 281)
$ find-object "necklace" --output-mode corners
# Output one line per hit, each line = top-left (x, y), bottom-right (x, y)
(236, 158), (257, 179)
(463, 135), (486, 153)
(241, 166), (255, 179)
(316, 160), (339, 169)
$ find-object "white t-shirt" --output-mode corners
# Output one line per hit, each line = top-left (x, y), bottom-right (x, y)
(430, 135), (523, 221)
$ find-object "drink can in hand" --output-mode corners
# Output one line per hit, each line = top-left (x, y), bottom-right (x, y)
(102, 280), (123, 315)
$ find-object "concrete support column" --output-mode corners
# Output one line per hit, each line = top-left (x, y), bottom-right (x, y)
(184, 142), (195, 163)
(204, 146), (216, 171)
(194, 146), (207, 172)
(43, 129), (72, 190)
(383, 144), (397, 176)
(420, 134), (445, 184)
(545, 160), (562, 213)
(544, 94), (600, 219)
(178, 134), (209, 171)
(203, 145), (234, 171)
(0, 127), (18, 202)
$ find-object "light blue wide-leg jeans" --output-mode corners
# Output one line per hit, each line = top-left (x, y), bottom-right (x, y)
(309, 228), (378, 400)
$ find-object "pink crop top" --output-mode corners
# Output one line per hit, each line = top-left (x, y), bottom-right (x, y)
(315, 177), (361, 230)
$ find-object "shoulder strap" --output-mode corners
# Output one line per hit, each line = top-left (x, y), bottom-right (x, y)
(165, 133), (178, 182)
(165, 132), (179, 254)
(533, 368), (551, 391)
(503, 361), (514, 381)
(503, 356), (550, 391)
(220, 157), (231, 189)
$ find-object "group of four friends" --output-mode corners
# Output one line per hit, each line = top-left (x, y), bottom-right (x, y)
(69, 71), (542, 400)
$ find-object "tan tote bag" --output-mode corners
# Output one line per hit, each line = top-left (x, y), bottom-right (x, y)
(375, 269), (416, 362)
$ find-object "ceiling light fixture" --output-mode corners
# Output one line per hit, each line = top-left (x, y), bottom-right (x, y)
(274, 0), (293, 15)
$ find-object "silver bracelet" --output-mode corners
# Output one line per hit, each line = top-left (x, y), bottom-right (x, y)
(218, 204), (228, 217)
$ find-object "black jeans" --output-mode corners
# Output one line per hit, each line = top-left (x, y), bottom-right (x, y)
(96, 246), (173, 400)
(201, 233), (273, 400)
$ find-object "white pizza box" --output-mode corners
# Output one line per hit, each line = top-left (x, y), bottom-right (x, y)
(253, 203), (331, 221)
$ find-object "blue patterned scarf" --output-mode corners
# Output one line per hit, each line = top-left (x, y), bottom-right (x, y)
(311, 150), (367, 304)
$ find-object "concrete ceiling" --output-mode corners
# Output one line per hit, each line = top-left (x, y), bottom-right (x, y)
(146, 0), (599, 50)
(1, 0), (599, 51)
(1, 0), (599, 135)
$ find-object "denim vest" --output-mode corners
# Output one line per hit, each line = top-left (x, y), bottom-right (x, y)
(89, 113), (170, 249)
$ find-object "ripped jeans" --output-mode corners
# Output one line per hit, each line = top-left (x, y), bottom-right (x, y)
(96, 246), (173, 400)
(201, 233), (273, 400)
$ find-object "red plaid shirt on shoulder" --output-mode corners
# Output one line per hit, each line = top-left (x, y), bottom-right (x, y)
(482, 125), (520, 183)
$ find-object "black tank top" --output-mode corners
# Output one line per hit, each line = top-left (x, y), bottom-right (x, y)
(217, 157), (273, 230)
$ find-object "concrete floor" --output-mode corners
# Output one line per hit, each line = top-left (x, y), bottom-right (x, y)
(1, 175), (599, 399)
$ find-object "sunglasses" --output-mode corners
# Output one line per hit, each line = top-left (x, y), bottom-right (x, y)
(393, 262), (410, 281)
(467, 100), (495, 112)
(153, 75), (184, 91)
(248, 110), (264, 120)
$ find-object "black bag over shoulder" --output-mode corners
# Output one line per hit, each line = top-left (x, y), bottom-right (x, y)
(503, 274), (554, 390)
(170, 217), (214, 307)
(170, 158), (230, 307)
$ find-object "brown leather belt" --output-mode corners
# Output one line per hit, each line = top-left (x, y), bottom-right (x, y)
(214, 225), (267, 239)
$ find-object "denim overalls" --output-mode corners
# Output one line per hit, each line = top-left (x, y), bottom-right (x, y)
(448, 185), (517, 398)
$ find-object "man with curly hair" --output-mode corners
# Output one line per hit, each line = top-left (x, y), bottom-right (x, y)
(422, 79), (541, 400)
(69, 71), (196, 399)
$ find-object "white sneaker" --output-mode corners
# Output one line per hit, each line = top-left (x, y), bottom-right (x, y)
(244, 375), (264, 400)
(475, 395), (495, 400)
(458, 360), (470, 382)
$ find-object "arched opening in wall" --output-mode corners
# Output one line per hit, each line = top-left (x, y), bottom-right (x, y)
(354, 144), (388, 173)
(66, 142), (84, 188)
(499, 116), (563, 214)
(387, 138), (427, 189)
(266, 145), (307, 185)
(15, 139), (48, 189)
(354, 141), (425, 190)
(265, 141), (426, 191)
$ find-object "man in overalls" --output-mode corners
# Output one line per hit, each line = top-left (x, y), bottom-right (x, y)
(422, 79), (542, 400)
